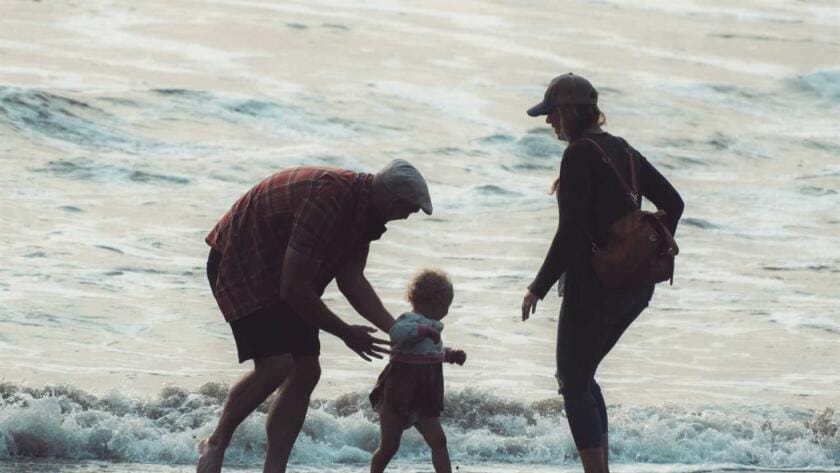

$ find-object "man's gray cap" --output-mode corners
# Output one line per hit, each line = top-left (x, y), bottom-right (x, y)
(377, 159), (433, 215)
(527, 73), (598, 117)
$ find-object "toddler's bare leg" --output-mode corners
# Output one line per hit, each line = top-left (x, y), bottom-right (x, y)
(415, 417), (451, 473)
(370, 407), (408, 473)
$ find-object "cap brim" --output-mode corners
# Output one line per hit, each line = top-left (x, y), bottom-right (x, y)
(420, 200), (433, 215)
(526, 101), (552, 117)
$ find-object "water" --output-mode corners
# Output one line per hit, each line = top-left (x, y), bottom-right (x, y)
(1, 0), (839, 471)
(1, 384), (838, 468)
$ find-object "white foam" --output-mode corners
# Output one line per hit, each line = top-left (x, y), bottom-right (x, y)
(2, 385), (838, 468)
(367, 80), (489, 125)
(595, 0), (803, 24)
(59, 10), (249, 73)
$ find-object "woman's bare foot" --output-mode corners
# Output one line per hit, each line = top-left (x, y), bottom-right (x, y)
(196, 438), (225, 473)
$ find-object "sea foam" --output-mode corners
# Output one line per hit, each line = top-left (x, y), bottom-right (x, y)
(1, 383), (837, 468)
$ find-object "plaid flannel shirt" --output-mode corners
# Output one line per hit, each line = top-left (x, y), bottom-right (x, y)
(206, 167), (377, 322)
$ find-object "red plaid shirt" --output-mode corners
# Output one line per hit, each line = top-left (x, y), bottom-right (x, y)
(206, 167), (379, 322)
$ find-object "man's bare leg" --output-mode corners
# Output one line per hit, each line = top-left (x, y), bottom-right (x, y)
(197, 355), (293, 473)
(263, 355), (321, 473)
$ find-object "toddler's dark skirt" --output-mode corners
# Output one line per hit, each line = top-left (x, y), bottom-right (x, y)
(369, 361), (444, 425)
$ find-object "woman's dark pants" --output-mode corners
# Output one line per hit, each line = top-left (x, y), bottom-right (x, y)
(556, 286), (653, 449)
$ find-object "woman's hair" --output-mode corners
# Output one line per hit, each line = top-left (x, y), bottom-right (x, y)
(561, 104), (606, 141)
(406, 268), (454, 311)
(549, 104), (607, 194)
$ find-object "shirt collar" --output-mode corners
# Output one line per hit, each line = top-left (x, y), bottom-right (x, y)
(354, 173), (387, 241)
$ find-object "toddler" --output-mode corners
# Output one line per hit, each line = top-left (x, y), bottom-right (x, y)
(369, 268), (466, 473)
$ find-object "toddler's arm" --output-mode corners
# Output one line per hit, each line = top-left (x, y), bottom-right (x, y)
(390, 321), (441, 348)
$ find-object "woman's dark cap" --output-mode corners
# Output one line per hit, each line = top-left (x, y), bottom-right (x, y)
(527, 73), (598, 117)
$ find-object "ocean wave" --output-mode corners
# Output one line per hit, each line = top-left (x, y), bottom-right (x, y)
(434, 183), (538, 214)
(1, 383), (837, 468)
(0, 85), (382, 154)
(477, 129), (565, 162)
(33, 158), (191, 185)
(0, 87), (150, 152)
(149, 88), (379, 139)
(792, 68), (840, 102)
(681, 218), (720, 230)
(661, 82), (780, 114)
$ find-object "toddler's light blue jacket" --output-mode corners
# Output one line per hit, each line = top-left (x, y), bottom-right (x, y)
(389, 312), (452, 364)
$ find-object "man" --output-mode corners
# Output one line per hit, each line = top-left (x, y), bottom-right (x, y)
(197, 159), (433, 473)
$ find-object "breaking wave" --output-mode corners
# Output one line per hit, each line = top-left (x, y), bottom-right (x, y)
(1, 383), (838, 468)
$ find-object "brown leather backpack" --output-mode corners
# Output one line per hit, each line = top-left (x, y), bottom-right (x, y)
(580, 138), (679, 288)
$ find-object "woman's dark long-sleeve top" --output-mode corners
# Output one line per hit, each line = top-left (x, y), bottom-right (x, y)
(528, 132), (684, 309)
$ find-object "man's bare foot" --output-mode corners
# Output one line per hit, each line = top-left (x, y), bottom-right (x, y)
(196, 438), (225, 473)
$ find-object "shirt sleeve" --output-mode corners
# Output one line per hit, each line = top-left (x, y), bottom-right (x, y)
(529, 142), (595, 299)
(635, 151), (685, 235)
(528, 197), (565, 299)
(287, 186), (343, 261)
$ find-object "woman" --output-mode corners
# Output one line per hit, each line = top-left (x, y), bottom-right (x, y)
(520, 73), (684, 473)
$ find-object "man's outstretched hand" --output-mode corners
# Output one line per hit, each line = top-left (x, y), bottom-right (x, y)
(341, 325), (390, 361)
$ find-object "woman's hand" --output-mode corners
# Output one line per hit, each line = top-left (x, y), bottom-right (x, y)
(521, 289), (539, 321)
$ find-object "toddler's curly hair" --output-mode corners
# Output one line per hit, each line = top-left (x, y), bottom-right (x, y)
(406, 268), (454, 311)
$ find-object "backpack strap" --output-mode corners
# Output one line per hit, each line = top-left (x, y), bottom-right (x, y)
(616, 137), (639, 198)
(577, 137), (639, 207)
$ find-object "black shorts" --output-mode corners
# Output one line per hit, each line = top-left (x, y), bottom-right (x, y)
(207, 249), (320, 363)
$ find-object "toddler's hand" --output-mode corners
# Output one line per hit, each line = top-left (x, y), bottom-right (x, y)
(450, 349), (467, 366)
(417, 325), (441, 344)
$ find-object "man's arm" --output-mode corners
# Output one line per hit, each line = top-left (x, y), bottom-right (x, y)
(280, 246), (388, 361)
(335, 244), (395, 332)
